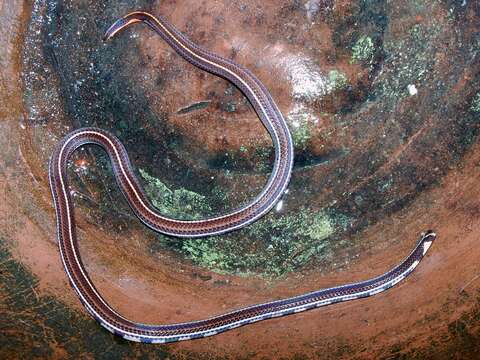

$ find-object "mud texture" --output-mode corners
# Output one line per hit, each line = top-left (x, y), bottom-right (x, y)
(1, 0), (480, 359)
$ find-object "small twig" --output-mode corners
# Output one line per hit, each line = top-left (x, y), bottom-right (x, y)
(459, 274), (480, 293)
(71, 189), (98, 205)
(30, 285), (39, 301)
(71, 190), (136, 221)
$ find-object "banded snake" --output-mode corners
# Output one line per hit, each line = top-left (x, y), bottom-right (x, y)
(48, 11), (436, 343)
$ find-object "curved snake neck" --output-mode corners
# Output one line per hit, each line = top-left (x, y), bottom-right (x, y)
(48, 11), (436, 343)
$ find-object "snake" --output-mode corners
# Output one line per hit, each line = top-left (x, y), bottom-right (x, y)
(48, 11), (436, 343)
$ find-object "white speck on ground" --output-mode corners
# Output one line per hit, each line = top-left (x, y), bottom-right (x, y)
(275, 200), (284, 212)
(408, 84), (418, 96)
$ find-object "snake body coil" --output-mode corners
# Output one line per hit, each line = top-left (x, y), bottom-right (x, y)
(49, 11), (436, 343)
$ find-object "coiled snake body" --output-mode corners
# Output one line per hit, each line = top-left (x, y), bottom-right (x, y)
(48, 11), (436, 343)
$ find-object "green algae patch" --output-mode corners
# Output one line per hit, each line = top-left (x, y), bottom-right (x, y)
(306, 213), (335, 241)
(351, 36), (375, 64)
(326, 70), (349, 92)
(139, 164), (346, 277)
(180, 210), (341, 277)
(181, 240), (230, 272)
(139, 168), (213, 220)
(471, 92), (480, 114)
(291, 122), (312, 150)
(287, 106), (315, 151)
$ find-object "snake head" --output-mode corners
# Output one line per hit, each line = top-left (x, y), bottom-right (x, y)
(420, 230), (436, 256)
(103, 12), (154, 41)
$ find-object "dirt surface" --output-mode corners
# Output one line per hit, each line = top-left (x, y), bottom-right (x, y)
(1, 0), (480, 359)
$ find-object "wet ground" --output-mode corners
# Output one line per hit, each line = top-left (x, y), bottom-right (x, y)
(1, 0), (480, 359)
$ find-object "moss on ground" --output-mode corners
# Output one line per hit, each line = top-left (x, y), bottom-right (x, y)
(374, 20), (442, 100)
(180, 209), (342, 277)
(139, 168), (213, 220)
(287, 106), (315, 151)
(326, 70), (349, 92)
(351, 35), (375, 64)
(290, 123), (312, 150)
(138, 168), (350, 277)
(0, 238), (174, 359)
(471, 92), (480, 113)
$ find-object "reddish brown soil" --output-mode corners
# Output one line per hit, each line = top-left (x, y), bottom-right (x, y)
(6, 120), (480, 359)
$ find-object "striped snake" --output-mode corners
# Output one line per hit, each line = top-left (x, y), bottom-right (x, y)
(48, 11), (436, 343)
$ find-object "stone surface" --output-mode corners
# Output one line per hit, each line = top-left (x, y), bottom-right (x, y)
(1, 0), (480, 359)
